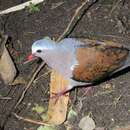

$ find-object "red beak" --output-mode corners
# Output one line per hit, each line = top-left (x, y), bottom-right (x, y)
(24, 53), (38, 64)
(27, 54), (35, 61)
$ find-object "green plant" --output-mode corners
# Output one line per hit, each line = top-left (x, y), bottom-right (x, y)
(27, 2), (40, 13)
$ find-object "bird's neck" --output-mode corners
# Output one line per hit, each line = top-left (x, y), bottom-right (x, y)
(42, 45), (65, 69)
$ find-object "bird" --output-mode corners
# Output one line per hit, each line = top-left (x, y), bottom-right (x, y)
(28, 37), (130, 96)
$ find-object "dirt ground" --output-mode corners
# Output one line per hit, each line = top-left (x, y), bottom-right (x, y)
(0, 0), (130, 130)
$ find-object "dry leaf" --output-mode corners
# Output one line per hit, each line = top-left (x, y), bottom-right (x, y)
(46, 69), (70, 125)
(0, 34), (17, 84)
(79, 116), (96, 130)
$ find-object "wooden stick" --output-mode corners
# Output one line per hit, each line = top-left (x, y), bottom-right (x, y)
(109, 0), (123, 16)
(14, 62), (45, 109)
(0, 0), (45, 15)
(33, 69), (51, 83)
(13, 113), (51, 126)
(57, 0), (97, 42)
(0, 96), (12, 100)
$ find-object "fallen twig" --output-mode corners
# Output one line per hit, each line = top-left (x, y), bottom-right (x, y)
(113, 95), (122, 108)
(57, 0), (97, 42)
(0, 96), (12, 100)
(13, 113), (51, 126)
(33, 69), (51, 83)
(14, 62), (45, 109)
(0, 0), (45, 15)
(109, 0), (124, 16)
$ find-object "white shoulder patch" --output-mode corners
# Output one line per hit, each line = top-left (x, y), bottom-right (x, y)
(70, 63), (79, 71)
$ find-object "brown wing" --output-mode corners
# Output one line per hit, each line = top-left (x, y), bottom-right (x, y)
(72, 40), (129, 82)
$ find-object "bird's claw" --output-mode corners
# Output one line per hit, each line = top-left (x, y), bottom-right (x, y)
(50, 90), (69, 104)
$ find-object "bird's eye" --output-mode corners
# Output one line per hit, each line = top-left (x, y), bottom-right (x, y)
(36, 50), (42, 53)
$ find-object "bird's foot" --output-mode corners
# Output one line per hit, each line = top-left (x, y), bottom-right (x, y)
(50, 89), (69, 103)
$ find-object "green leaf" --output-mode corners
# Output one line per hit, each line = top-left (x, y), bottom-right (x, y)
(41, 113), (49, 121)
(37, 125), (57, 130)
(67, 107), (77, 120)
(28, 2), (40, 13)
(32, 104), (45, 114)
(128, 109), (130, 112)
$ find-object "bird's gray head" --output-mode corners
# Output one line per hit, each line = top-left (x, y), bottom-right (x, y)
(31, 38), (56, 59)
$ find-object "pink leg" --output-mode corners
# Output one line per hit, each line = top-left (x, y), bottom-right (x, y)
(50, 89), (70, 103)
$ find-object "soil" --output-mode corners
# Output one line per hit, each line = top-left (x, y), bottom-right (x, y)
(0, 0), (130, 130)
